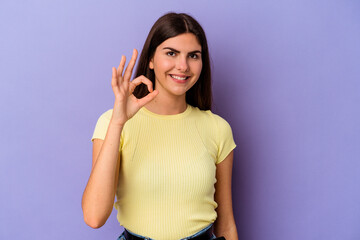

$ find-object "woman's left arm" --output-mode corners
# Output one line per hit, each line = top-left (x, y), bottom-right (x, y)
(214, 150), (238, 240)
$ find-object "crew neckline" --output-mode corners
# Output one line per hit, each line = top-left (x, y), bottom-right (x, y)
(140, 104), (192, 120)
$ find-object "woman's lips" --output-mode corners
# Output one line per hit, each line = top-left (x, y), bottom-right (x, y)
(169, 74), (189, 83)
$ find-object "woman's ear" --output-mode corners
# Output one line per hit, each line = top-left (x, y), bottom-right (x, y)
(149, 59), (154, 70)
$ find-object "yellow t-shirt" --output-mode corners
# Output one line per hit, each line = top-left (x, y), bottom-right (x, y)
(92, 104), (236, 240)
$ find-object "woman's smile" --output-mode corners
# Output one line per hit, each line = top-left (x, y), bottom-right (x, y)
(169, 74), (191, 83)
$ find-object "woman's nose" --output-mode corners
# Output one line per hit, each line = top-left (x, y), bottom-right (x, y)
(176, 56), (189, 72)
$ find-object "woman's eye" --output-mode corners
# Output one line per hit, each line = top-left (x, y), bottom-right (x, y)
(167, 52), (176, 56)
(189, 54), (198, 59)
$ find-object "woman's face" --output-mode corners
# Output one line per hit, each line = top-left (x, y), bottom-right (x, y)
(149, 33), (202, 99)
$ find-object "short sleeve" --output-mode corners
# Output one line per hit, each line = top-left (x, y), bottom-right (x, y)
(91, 109), (113, 141)
(214, 115), (236, 164)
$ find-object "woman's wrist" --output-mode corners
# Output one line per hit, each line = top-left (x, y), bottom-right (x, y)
(109, 118), (126, 128)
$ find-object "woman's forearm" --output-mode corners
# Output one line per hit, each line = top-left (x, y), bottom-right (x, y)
(82, 120), (123, 228)
(214, 221), (238, 240)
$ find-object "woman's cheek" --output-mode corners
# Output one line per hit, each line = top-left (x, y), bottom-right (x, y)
(197, 62), (203, 74)
(161, 59), (174, 70)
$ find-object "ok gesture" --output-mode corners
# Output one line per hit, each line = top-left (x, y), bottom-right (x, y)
(111, 49), (158, 125)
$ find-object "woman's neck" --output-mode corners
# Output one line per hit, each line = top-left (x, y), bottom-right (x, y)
(144, 93), (187, 115)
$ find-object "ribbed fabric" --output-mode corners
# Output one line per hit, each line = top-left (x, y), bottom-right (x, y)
(92, 104), (236, 240)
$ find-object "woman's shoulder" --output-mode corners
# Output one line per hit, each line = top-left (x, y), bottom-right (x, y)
(97, 109), (113, 121)
(92, 109), (113, 141)
(189, 106), (236, 159)
(190, 105), (231, 127)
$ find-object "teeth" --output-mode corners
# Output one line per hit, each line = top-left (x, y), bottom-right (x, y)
(171, 75), (187, 80)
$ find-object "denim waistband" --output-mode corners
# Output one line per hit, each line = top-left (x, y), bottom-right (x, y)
(117, 223), (215, 240)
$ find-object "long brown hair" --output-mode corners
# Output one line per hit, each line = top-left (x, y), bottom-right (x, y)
(133, 12), (212, 110)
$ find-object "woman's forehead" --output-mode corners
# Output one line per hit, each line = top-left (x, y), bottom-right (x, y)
(158, 33), (201, 52)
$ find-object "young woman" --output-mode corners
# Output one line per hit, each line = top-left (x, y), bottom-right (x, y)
(82, 13), (238, 240)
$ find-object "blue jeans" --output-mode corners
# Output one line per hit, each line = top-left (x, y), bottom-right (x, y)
(117, 223), (216, 240)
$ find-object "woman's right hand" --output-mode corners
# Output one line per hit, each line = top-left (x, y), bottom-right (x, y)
(111, 49), (158, 126)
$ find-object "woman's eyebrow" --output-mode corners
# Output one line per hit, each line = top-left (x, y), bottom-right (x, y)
(162, 47), (202, 54)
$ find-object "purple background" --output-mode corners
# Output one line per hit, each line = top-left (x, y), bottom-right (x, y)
(1, 0), (359, 239)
